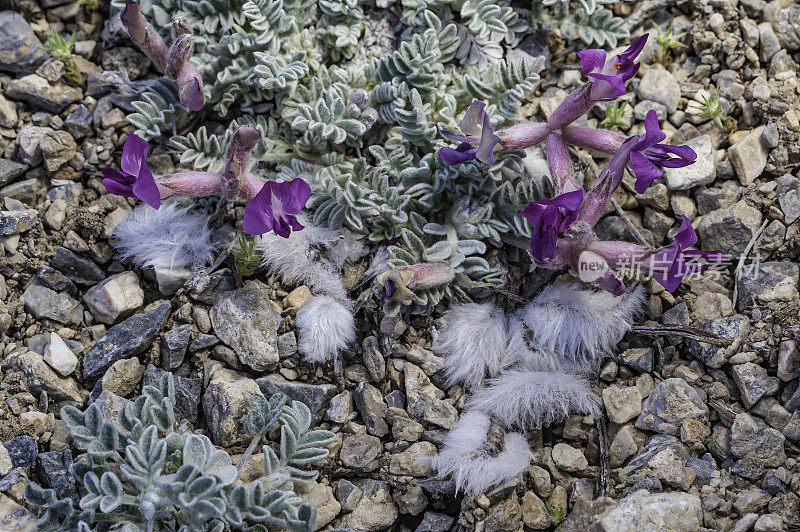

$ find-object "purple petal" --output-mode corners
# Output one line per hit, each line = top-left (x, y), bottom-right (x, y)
(439, 146), (477, 165)
(551, 187), (586, 211)
(441, 130), (475, 143)
(630, 151), (663, 194)
(576, 48), (607, 76)
(287, 215), (305, 232)
(182, 78), (205, 112)
(618, 34), (648, 62)
(530, 221), (558, 263)
(273, 178), (311, 215)
(102, 178), (135, 198)
(595, 269), (627, 296)
(588, 73), (627, 101)
(634, 110), (667, 150)
(131, 164), (162, 209)
(243, 185), (276, 235)
(460, 100), (486, 137)
(518, 202), (545, 227)
(101, 167), (134, 184)
(475, 113), (499, 166)
(672, 215), (697, 251)
(273, 217), (291, 238)
(120, 133), (149, 177)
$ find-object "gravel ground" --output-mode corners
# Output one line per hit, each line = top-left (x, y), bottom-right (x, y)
(0, 0), (799, 530)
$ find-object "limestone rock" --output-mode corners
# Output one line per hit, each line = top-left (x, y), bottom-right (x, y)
(83, 271), (144, 324)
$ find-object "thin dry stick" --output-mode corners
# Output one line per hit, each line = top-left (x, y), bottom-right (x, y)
(631, 324), (733, 346)
(732, 219), (769, 306)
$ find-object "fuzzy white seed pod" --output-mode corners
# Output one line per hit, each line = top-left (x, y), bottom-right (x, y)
(296, 295), (355, 363)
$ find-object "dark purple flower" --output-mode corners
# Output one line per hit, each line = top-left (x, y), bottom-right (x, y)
(439, 100), (500, 165)
(518, 188), (586, 263)
(648, 215), (722, 292)
(576, 34), (648, 101)
(100, 133), (162, 209)
(243, 178), (311, 237)
(630, 110), (696, 193)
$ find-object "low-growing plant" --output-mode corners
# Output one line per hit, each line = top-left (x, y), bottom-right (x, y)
(25, 373), (335, 532)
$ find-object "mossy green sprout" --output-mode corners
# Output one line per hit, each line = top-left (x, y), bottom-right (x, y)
(600, 99), (629, 130)
(232, 232), (261, 281)
(546, 501), (566, 525)
(690, 89), (735, 130)
(652, 22), (685, 66)
(43, 28), (85, 86)
(77, 0), (101, 9)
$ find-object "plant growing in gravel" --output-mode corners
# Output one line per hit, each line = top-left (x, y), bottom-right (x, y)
(652, 21), (686, 66)
(690, 89), (735, 131)
(24, 373), (334, 531)
(599, 99), (629, 130)
(42, 29), (85, 86)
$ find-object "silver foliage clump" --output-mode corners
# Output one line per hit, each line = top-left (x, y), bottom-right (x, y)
(25, 373), (335, 532)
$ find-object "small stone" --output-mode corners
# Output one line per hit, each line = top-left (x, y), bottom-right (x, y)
(620, 347), (653, 373)
(34, 265), (77, 296)
(326, 391), (353, 424)
(603, 385), (643, 424)
(340, 433), (382, 471)
(209, 281), (280, 371)
(0, 208), (37, 235)
(736, 261), (799, 309)
(730, 413), (785, 468)
(82, 301), (170, 380)
(21, 283), (82, 324)
(779, 188), (800, 225)
(162, 324), (191, 369)
(552, 442), (588, 473)
(302, 482), (340, 530)
(6, 74), (82, 113)
(0, 11), (47, 74)
(0, 93), (17, 128)
(636, 378), (709, 436)
(20, 411), (50, 436)
(285, 285), (312, 309)
(36, 450), (75, 499)
(337, 479), (363, 512)
(680, 418), (711, 446)
(732, 362), (779, 408)
(687, 315), (750, 368)
(143, 365), (201, 423)
(342, 480), (398, 531)
(1, 350), (84, 402)
(758, 22), (781, 61)
(50, 246), (105, 286)
(388, 441), (436, 477)
(633, 100), (667, 121)
(189, 333), (219, 352)
(0, 446), (11, 476)
(18, 125), (52, 166)
(778, 339), (799, 381)
(202, 366), (263, 447)
(664, 135), (715, 190)
(610, 425), (643, 468)
(728, 126), (768, 186)
(0, 159), (27, 187)
(392, 416), (424, 441)
(63, 104), (93, 139)
(2, 436), (37, 469)
(734, 489), (771, 515)
(101, 358), (144, 398)
(598, 490), (702, 532)
(83, 271), (144, 324)
(697, 200), (763, 255)
(362, 336), (386, 382)
(637, 69), (681, 113)
(353, 382), (388, 437)
(755, 514), (783, 532)
(154, 266), (191, 295)
(43, 199), (67, 230)
(416, 511), (455, 532)
(43, 332), (78, 376)
(256, 376), (337, 424)
(277, 332), (297, 358)
(404, 362), (457, 429)
(693, 292), (733, 322)
(101, 108), (127, 129)
(40, 130), (77, 172)
(521, 491), (549, 530)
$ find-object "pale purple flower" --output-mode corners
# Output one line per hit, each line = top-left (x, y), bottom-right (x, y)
(243, 178), (311, 237)
(647, 215), (722, 292)
(629, 110), (696, 193)
(101, 133), (162, 209)
(439, 100), (500, 165)
(577, 34), (648, 101)
(518, 188), (586, 263)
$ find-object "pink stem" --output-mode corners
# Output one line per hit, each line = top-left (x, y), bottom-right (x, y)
(121, 2), (167, 72)
(547, 84), (594, 131)
(562, 125), (627, 154)
(156, 171), (224, 197)
(497, 122), (550, 151)
(545, 131), (580, 194)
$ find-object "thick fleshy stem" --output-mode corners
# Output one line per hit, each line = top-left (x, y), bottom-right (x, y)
(562, 125), (626, 155)
(121, 2), (167, 71)
(545, 131), (580, 194)
(496, 122), (550, 151)
(547, 84), (593, 131)
(221, 127), (262, 200)
(155, 171), (224, 198)
(578, 137), (637, 228)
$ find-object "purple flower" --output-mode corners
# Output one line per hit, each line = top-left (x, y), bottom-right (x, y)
(518, 188), (586, 263)
(100, 133), (162, 209)
(648, 215), (722, 292)
(576, 34), (648, 101)
(630, 110), (696, 193)
(439, 100), (500, 166)
(243, 178), (311, 237)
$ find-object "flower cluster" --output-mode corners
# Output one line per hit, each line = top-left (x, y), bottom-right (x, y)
(439, 35), (719, 294)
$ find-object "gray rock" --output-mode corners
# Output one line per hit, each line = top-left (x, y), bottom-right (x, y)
(0, 92), (18, 128)
(687, 315), (750, 368)
(186, 268), (237, 304)
(633, 100), (667, 121)
(337, 478), (363, 511)
(620, 433), (695, 490)
(0, 208), (37, 235)
(404, 362), (458, 429)
(21, 283), (83, 324)
(36, 450), (75, 499)
(51, 247), (105, 286)
(636, 378), (709, 436)
(695, 182), (741, 215)
(0, 159), (27, 186)
(256, 376), (337, 424)
(730, 413), (786, 468)
(783, 411), (800, 442)
(737, 262), (799, 309)
(3, 436), (37, 469)
(46, 182), (83, 206)
(340, 433), (382, 471)
(209, 281), (280, 371)
(276, 332), (297, 358)
(353, 382), (388, 437)
(779, 188), (800, 226)
(637, 69), (681, 113)
(0, 11), (47, 74)
(40, 130), (77, 172)
(203, 366), (263, 447)
(82, 301), (170, 380)
(326, 391), (352, 424)
(162, 324), (191, 369)
(552, 442), (588, 473)
(20, 125), (54, 167)
(765, 0), (800, 50)
(416, 511), (455, 532)
(342, 480), (398, 531)
(43, 332), (78, 376)
(34, 265), (77, 296)
(83, 271), (144, 324)
(664, 135), (715, 190)
(597, 490), (702, 532)
(732, 362), (779, 408)
(143, 365), (201, 423)
(728, 127), (768, 186)
(697, 200), (762, 255)
(188, 334), (220, 352)
(362, 336), (386, 382)
(1, 350), (84, 402)
(620, 347), (653, 373)
(1, 177), (40, 204)
(63, 104), (93, 139)
(6, 74), (82, 113)
(758, 21), (781, 61)
(686, 454), (716, 486)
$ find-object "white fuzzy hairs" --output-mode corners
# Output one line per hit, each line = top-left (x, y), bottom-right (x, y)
(257, 216), (358, 363)
(111, 200), (219, 270)
(434, 303), (509, 391)
(430, 411), (532, 496)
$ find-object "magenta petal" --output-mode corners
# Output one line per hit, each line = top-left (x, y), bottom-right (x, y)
(596, 269), (627, 296)
(273, 217), (291, 238)
(441, 130), (474, 143)
(588, 73), (627, 101)
(672, 215), (697, 250)
(619, 34), (648, 62)
(287, 215), (305, 232)
(439, 146), (477, 165)
(120, 133), (149, 177)
(630, 151), (663, 193)
(102, 178), (135, 197)
(101, 168), (132, 183)
(635, 110), (667, 149)
(552, 188), (586, 212)
(460, 100), (486, 137)
(576, 48), (606, 76)
(243, 186), (275, 235)
(530, 222), (558, 263)
(131, 164), (161, 209)
(275, 178), (311, 214)
(182, 78), (205, 112)
(518, 202), (545, 226)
